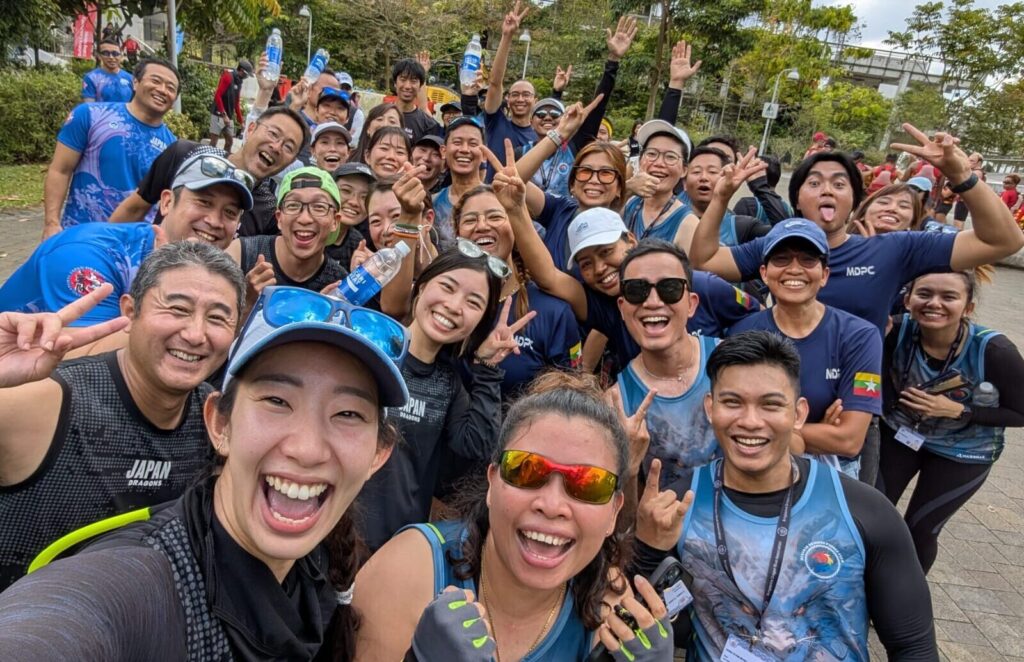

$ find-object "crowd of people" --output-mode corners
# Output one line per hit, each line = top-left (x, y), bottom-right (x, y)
(1, 2), (1024, 659)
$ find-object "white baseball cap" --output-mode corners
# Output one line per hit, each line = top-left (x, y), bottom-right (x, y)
(565, 208), (628, 269)
(636, 119), (692, 158)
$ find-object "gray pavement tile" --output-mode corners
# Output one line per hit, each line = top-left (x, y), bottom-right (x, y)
(933, 583), (973, 622)
(944, 585), (1020, 616)
(938, 640), (1004, 661)
(967, 613), (1024, 657)
(947, 521), (1005, 544)
(932, 559), (984, 588)
(939, 618), (998, 647)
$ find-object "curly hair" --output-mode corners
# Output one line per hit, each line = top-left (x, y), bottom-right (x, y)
(446, 371), (632, 630)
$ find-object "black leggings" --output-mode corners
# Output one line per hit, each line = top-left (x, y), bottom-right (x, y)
(877, 423), (992, 574)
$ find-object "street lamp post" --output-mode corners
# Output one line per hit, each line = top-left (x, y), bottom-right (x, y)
(759, 68), (799, 155)
(520, 29), (531, 79)
(298, 5), (312, 64)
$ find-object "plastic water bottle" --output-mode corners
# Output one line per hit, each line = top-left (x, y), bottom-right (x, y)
(262, 29), (283, 82)
(973, 381), (1000, 408)
(302, 48), (330, 85)
(334, 243), (411, 306)
(460, 35), (483, 88)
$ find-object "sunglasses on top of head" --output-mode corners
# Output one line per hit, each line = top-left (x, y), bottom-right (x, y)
(499, 450), (619, 505)
(620, 277), (688, 305)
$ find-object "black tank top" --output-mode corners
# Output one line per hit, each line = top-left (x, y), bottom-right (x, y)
(0, 352), (212, 590)
(239, 235), (347, 292)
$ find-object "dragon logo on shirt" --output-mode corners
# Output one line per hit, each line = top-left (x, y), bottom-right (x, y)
(67, 267), (107, 296)
(801, 542), (843, 579)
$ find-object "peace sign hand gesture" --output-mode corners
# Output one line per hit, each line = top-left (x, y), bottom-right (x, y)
(502, 0), (529, 37)
(483, 140), (527, 211)
(891, 123), (972, 185)
(555, 94), (605, 142)
(553, 65), (574, 93)
(636, 459), (695, 550)
(608, 386), (656, 476)
(474, 296), (537, 366)
(713, 146), (767, 202)
(0, 283), (129, 388)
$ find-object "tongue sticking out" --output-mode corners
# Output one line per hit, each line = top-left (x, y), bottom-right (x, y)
(820, 207), (836, 222)
(267, 489), (320, 521)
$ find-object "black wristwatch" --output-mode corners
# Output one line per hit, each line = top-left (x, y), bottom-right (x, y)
(950, 173), (979, 194)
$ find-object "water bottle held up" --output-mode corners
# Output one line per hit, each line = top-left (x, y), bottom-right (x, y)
(460, 34), (483, 88)
(335, 243), (411, 306)
(973, 381), (1000, 408)
(262, 29), (283, 82)
(303, 48), (330, 86)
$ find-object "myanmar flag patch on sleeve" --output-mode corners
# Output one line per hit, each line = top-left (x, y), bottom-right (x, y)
(853, 372), (881, 398)
(734, 288), (757, 310)
(569, 341), (582, 369)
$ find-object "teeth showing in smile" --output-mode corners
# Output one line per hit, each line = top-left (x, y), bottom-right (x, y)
(641, 315), (669, 326)
(265, 475), (328, 500)
(432, 312), (455, 329)
(599, 273), (617, 285)
(294, 231), (316, 241)
(522, 530), (572, 546)
(169, 349), (201, 362)
(735, 436), (769, 447)
(781, 280), (806, 288)
(194, 230), (217, 243)
(258, 151), (275, 167)
(454, 156), (473, 164)
(475, 237), (495, 247)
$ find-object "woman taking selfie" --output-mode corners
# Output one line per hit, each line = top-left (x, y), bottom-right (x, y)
(354, 372), (675, 662)
(0, 284), (411, 660)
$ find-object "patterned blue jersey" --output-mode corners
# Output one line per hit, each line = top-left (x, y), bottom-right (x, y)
(679, 459), (868, 661)
(883, 315), (1004, 463)
(0, 222), (155, 326)
(405, 521), (592, 661)
(81, 68), (135, 102)
(56, 102), (175, 228)
(618, 335), (720, 493)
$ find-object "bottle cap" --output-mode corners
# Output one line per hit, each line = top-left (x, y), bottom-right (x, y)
(395, 242), (412, 257)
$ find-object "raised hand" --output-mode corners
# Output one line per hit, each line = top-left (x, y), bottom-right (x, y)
(713, 146), (767, 201)
(483, 140), (527, 211)
(475, 296), (537, 366)
(606, 15), (638, 61)
(394, 162), (428, 216)
(669, 40), (702, 87)
(891, 123), (971, 185)
(461, 69), (485, 96)
(245, 254), (277, 312)
(851, 216), (878, 238)
(609, 386), (656, 475)
(288, 79), (310, 111)
(0, 283), (129, 388)
(502, 0), (529, 37)
(636, 459), (694, 550)
(626, 171), (659, 198)
(555, 94), (605, 141)
(553, 64), (574, 93)
(255, 52), (276, 91)
(416, 50), (432, 74)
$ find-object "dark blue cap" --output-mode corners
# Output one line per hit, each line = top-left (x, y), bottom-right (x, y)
(761, 218), (829, 261)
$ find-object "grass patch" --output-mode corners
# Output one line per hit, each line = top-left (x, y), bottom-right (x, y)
(0, 164), (46, 209)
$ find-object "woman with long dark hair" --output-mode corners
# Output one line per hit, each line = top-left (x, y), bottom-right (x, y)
(350, 102), (405, 164)
(354, 372), (675, 662)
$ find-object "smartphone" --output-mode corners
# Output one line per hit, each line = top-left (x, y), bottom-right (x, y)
(917, 369), (969, 396)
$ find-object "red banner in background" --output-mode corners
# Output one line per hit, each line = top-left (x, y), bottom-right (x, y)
(72, 4), (98, 59)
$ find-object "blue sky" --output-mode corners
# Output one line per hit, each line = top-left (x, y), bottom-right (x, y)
(829, 0), (1010, 49)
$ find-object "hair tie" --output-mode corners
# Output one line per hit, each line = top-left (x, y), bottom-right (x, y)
(336, 582), (355, 606)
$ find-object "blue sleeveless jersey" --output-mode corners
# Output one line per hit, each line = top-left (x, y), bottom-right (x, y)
(432, 187), (455, 243)
(622, 196), (739, 246)
(619, 335), (720, 493)
(883, 315), (1004, 463)
(679, 460), (868, 661)
(404, 521), (593, 661)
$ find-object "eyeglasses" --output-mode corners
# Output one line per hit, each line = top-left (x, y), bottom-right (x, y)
(621, 277), (688, 305)
(456, 238), (512, 279)
(183, 155), (256, 191)
(280, 200), (337, 219)
(507, 91), (535, 100)
(573, 166), (619, 184)
(766, 252), (823, 269)
(641, 148), (683, 167)
(534, 109), (562, 120)
(99, 50), (121, 57)
(237, 286), (409, 364)
(499, 450), (619, 505)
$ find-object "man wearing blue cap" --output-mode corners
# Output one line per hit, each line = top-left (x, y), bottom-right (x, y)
(1, 154), (254, 327)
(728, 219), (883, 481)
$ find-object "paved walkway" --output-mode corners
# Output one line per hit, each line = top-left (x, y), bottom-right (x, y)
(2, 205), (1023, 659)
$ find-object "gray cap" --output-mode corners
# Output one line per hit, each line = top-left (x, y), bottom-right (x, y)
(332, 162), (377, 183)
(238, 59), (254, 75)
(172, 153), (254, 211)
(531, 98), (565, 115)
(312, 121), (352, 145)
(636, 119), (692, 158)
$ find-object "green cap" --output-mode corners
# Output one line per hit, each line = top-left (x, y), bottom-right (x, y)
(277, 166), (341, 207)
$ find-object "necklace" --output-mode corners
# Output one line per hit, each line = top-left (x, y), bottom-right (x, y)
(480, 555), (566, 662)
(637, 338), (696, 383)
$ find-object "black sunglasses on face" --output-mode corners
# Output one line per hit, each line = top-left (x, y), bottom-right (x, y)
(99, 50), (121, 57)
(621, 278), (688, 305)
(534, 110), (562, 120)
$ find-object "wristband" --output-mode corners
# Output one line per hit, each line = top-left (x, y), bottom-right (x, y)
(547, 130), (564, 149)
(950, 173), (979, 194)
